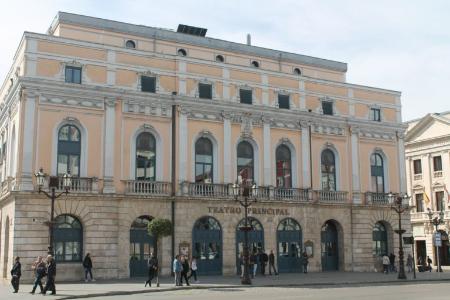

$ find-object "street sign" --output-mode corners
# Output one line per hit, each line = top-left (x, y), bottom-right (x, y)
(435, 232), (442, 247)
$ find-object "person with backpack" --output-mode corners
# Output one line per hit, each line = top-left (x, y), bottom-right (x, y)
(10, 256), (21, 293)
(30, 256), (46, 294)
(83, 253), (95, 282)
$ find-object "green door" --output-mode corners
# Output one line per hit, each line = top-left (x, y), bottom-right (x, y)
(277, 218), (302, 273)
(130, 216), (155, 277)
(321, 221), (338, 271)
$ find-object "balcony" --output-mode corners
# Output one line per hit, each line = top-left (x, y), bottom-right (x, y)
(313, 190), (348, 203)
(413, 174), (423, 181)
(433, 171), (443, 178)
(185, 183), (231, 198)
(365, 192), (390, 205)
(56, 177), (99, 193)
(124, 180), (171, 196)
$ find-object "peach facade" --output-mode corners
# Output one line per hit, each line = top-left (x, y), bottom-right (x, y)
(0, 12), (410, 281)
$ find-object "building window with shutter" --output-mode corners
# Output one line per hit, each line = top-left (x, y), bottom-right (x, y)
(278, 94), (290, 109)
(239, 89), (252, 104)
(198, 83), (213, 99)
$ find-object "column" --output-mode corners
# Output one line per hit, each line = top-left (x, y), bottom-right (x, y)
(300, 121), (310, 188)
(178, 109), (188, 184)
(223, 113), (232, 183)
(223, 68), (230, 100)
(19, 94), (36, 190)
(103, 99), (116, 193)
(350, 126), (361, 203)
(262, 75), (269, 106)
(397, 131), (407, 194)
(263, 118), (271, 186)
(299, 80), (306, 110)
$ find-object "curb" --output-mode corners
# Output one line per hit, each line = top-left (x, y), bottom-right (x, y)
(57, 278), (450, 299)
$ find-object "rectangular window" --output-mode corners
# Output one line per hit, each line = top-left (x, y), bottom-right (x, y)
(322, 101), (333, 115)
(240, 89), (252, 104)
(278, 94), (290, 109)
(198, 83), (213, 99)
(436, 191), (444, 211)
(413, 159), (422, 174)
(416, 194), (424, 212)
(65, 66), (82, 84)
(433, 156), (442, 171)
(370, 108), (381, 121)
(141, 76), (156, 93)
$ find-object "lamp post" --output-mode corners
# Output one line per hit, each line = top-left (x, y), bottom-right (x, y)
(427, 208), (444, 272)
(233, 179), (257, 285)
(35, 168), (71, 255)
(388, 192), (410, 280)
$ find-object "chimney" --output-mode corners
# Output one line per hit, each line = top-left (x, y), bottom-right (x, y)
(246, 34), (251, 46)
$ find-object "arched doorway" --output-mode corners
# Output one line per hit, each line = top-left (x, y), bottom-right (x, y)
(2, 216), (9, 278)
(277, 218), (302, 273)
(236, 217), (264, 273)
(192, 216), (222, 275)
(321, 220), (339, 271)
(129, 215), (155, 277)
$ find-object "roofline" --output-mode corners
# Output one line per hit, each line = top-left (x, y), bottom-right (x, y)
(51, 11), (348, 73)
(405, 110), (450, 124)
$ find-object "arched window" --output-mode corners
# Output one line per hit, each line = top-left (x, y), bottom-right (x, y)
(321, 149), (336, 191)
(277, 218), (300, 231)
(194, 216), (221, 230)
(371, 153), (384, 193)
(237, 141), (254, 183)
(125, 40), (136, 49)
(136, 132), (156, 180)
(195, 138), (213, 183)
(57, 125), (81, 176)
(372, 222), (387, 256)
(237, 217), (263, 231)
(276, 145), (292, 188)
(53, 214), (82, 262)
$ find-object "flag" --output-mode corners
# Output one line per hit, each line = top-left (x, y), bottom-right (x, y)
(444, 185), (450, 203)
(424, 192), (431, 204)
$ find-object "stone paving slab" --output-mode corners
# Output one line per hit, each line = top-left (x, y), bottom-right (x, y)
(1, 271), (450, 300)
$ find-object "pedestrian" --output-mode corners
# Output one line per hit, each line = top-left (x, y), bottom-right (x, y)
(180, 255), (190, 286)
(42, 255), (56, 295)
(427, 256), (432, 272)
(259, 249), (268, 275)
(382, 254), (390, 274)
(250, 252), (257, 278)
(83, 253), (95, 282)
(188, 256), (198, 283)
(173, 255), (182, 286)
(239, 252), (245, 278)
(389, 253), (396, 272)
(406, 254), (413, 273)
(302, 251), (309, 274)
(268, 250), (278, 275)
(145, 253), (158, 287)
(10, 256), (21, 293)
(30, 256), (46, 294)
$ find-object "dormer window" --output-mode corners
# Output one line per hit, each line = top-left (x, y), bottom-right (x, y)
(178, 49), (187, 56)
(322, 101), (333, 115)
(293, 68), (301, 75)
(125, 40), (136, 49)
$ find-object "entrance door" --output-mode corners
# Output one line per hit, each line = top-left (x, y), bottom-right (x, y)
(236, 217), (264, 273)
(321, 221), (338, 271)
(416, 240), (426, 265)
(129, 216), (155, 277)
(277, 218), (302, 273)
(437, 231), (450, 266)
(192, 217), (223, 275)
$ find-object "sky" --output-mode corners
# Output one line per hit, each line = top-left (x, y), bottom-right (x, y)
(1, 0), (449, 121)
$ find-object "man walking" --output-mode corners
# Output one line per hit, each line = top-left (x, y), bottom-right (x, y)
(389, 253), (396, 272)
(42, 255), (56, 295)
(173, 255), (182, 286)
(268, 250), (278, 275)
(10, 256), (21, 293)
(382, 254), (390, 274)
(30, 256), (46, 294)
(259, 250), (268, 275)
(145, 253), (158, 287)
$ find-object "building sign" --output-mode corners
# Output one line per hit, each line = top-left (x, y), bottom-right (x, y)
(207, 206), (290, 216)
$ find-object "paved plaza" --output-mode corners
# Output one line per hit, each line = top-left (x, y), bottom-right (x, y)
(0, 271), (449, 300)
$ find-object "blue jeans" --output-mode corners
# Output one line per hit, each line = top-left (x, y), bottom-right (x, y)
(84, 267), (93, 280)
(32, 275), (44, 293)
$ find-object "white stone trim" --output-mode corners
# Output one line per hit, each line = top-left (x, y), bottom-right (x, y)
(178, 113), (188, 182)
(263, 122), (271, 185)
(234, 137), (260, 185)
(301, 124), (310, 188)
(273, 138), (299, 188)
(318, 143), (341, 190)
(223, 118), (231, 183)
(51, 118), (88, 177)
(137, 71), (160, 93)
(129, 124), (163, 181)
(397, 135), (406, 193)
(20, 95), (36, 190)
(350, 129), (360, 193)
(103, 100), (116, 192)
(190, 131), (219, 183)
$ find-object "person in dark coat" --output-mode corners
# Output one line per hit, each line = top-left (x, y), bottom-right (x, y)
(389, 253), (396, 272)
(268, 250), (278, 275)
(83, 253), (94, 282)
(30, 256), (46, 294)
(180, 255), (190, 286)
(302, 251), (309, 274)
(145, 253), (158, 287)
(10, 256), (21, 293)
(259, 250), (268, 275)
(42, 255), (56, 295)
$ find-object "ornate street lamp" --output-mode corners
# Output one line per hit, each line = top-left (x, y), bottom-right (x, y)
(35, 168), (71, 255)
(233, 179), (257, 285)
(388, 192), (410, 280)
(427, 208), (445, 272)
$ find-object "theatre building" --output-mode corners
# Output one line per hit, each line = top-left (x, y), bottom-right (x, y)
(0, 12), (411, 281)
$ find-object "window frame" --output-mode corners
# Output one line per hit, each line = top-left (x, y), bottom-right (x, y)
(57, 125), (81, 177)
(415, 193), (424, 212)
(321, 101), (333, 115)
(372, 222), (387, 257)
(140, 75), (156, 93)
(53, 214), (83, 263)
(321, 149), (336, 191)
(276, 145), (292, 188)
(239, 89), (253, 105)
(436, 191), (445, 211)
(278, 94), (290, 110)
(198, 83), (213, 100)
(413, 159), (422, 175)
(65, 66), (82, 84)
(370, 108), (381, 122)
(195, 137), (214, 183)
(433, 156), (442, 172)
(237, 141), (254, 183)
(370, 153), (385, 193)
(135, 132), (156, 181)
(125, 40), (136, 49)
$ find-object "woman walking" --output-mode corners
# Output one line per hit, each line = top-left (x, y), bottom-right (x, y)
(10, 256), (21, 293)
(83, 253), (95, 282)
(30, 256), (46, 294)
(188, 256), (198, 283)
(145, 253), (158, 287)
(42, 255), (56, 295)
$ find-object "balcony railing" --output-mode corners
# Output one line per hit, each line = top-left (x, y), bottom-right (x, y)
(413, 174), (423, 181)
(365, 192), (390, 205)
(314, 190), (348, 203)
(124, 180), (171, 196)
(433, 171), (443, 178)
(272, 188), (310, 202)
(55, 177), (98, 193)
(186, 183), (231, 197)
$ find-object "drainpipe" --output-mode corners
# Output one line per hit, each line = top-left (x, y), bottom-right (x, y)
(171, 103), (177, 270)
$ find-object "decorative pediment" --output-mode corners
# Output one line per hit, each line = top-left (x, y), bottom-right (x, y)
(412, 184), (424, 191)
(405, 113), (450, 143)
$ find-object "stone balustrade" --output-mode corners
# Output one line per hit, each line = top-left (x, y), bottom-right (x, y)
(365, 192), (390, 205)
(124, 180), (171, 196)
(314, 190), (348, 203)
